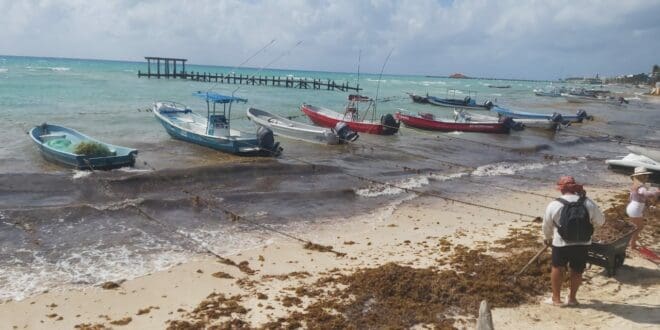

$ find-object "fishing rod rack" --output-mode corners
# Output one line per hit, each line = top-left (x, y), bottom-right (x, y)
(138, 56), (361, 92)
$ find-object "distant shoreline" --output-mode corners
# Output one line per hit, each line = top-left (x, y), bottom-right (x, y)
(424, 75), (558, 83)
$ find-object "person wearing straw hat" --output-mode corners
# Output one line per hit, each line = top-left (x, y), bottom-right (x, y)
(626, 166), (659, 250)
(542, 176), (604, 306)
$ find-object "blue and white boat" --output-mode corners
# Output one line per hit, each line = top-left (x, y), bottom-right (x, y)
(427, 95), (495, 110)
(491, 106), (590, 123)
(29, 123), (138, 170)
(153, 92), (281, 156)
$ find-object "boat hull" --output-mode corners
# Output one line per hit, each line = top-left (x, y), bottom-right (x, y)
(247, 107), (347, 145)
(29, 124), (137, 170)
(301, 104), (397, 135)
(395, 112), (509, 134)
(153, 103), (279, 157)
(427, 96), (492, 110)
(491, 107), (586, 123)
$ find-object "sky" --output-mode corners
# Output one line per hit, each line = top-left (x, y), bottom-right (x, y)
(1, 0), (659, 80)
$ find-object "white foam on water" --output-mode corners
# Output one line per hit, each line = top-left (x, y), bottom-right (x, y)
(51, 67), (70, 72)
(72, 170), (92, 179)
(471, 159), (583, 177)
(0, 68), (8, 73)
(0, 244), (191, 302)
(355, 158), (585, 199)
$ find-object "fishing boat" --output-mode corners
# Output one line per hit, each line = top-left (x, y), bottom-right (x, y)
(562, 93), (628, 105)
(406, 92), (429, 104)
(29, 123), (137, 170)
(395, 110), (516, 134)
(247, 107), (358, 145)
(490, 106), (590, 123)
(301, 95), (399, 135)
(454, 110), (564, 131)
(534, 86), (567, 97)
(488, 84), (511, 89)
(425, 89), (495, 110)
(153, 92), (281, 156)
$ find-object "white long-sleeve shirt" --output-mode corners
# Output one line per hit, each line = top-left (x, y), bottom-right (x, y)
(542, 194), (605, 247)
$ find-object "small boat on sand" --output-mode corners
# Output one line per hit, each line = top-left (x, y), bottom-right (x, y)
(395, 111), (516, 134)
(247, 107), (358, 145)
(153, 92), (281, 156)
(606, 153), (660, 182)
(29, 123), (137, 170)
(491, 106), (590, 123)
(301, 95), (399, 135)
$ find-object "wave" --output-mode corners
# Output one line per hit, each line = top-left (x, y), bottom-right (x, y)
(0, 68), (8, 73)
(355, 158), (584, 198)
(355, 171), (467, 198)
(24, 66), (71, 72)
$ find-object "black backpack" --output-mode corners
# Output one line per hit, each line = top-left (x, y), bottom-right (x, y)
(553, 196), (593, 243)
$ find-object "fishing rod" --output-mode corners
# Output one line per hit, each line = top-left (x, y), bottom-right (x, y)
(231, 40), (304, 97)
(206, 39), (277, 93)
(369, 48), (394, 122)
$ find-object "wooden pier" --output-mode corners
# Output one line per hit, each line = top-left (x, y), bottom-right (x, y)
(138, 56), (361, 92)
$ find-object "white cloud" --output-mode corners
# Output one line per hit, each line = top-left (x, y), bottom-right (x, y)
(0, 0), (658, 79)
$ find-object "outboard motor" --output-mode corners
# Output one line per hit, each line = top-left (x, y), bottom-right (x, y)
(501, 117), (524, 131)
(575, 109), (590, 122)
(257, 126), (282, 156)
(464, 96), (471, 105)
(333, 122), (359, 143)
(380, 113), (400, 135)
(484, 100), (494, 110)
(550, 112), (570, 126)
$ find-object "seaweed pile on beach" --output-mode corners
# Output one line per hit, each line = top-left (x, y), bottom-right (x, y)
(592, 219), (636, 243)
(262, 227), (550, 329)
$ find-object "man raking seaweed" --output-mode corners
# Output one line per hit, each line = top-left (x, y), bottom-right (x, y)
(539, 176), (605, 306)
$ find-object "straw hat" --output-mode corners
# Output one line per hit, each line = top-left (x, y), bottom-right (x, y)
(631, 166), (652, 177)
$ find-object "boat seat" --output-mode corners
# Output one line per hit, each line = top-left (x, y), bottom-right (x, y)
(40, 134), (67, 142)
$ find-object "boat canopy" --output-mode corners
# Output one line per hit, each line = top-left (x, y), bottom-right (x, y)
(193, 91), (247, 104)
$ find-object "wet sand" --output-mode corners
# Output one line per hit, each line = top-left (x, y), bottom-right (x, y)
(1, 185), (658, 329)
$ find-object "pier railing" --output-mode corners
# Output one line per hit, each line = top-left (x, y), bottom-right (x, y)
(138, 56), (360, 92)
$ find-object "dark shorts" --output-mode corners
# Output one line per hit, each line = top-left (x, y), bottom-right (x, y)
(552, 245), (589, 273)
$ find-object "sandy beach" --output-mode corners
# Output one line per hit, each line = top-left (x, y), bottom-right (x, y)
(1, 183), (657, 329)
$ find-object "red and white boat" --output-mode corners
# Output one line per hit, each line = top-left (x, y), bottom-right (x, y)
(301, 95), (399, 135)
(395, 111), (515, 134)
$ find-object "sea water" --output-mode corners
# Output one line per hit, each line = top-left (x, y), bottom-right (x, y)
(0, 55), (658, 301)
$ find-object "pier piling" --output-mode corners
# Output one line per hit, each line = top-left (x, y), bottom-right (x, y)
(137, 56), (361, 92)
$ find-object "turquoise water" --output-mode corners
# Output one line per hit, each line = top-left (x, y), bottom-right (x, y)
(1, 55), (659, 302)
(0, 55), (599, 172)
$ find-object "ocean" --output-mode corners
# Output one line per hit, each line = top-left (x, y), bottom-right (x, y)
(0, 55), (658, 301)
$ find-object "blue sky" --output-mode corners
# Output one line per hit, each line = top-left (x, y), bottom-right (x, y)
(1, 0), (659, 80)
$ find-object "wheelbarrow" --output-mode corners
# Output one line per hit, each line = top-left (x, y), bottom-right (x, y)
(587, 221), (636, 277)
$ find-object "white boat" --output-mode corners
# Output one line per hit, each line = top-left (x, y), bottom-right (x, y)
(627, 146), (660, 162)
(606, 153), (660, 175)
(562, 93), (627, 105)
(454, 110), (566, 131)
(533, 86), (566, 97)
(247, 107), (357, 145)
